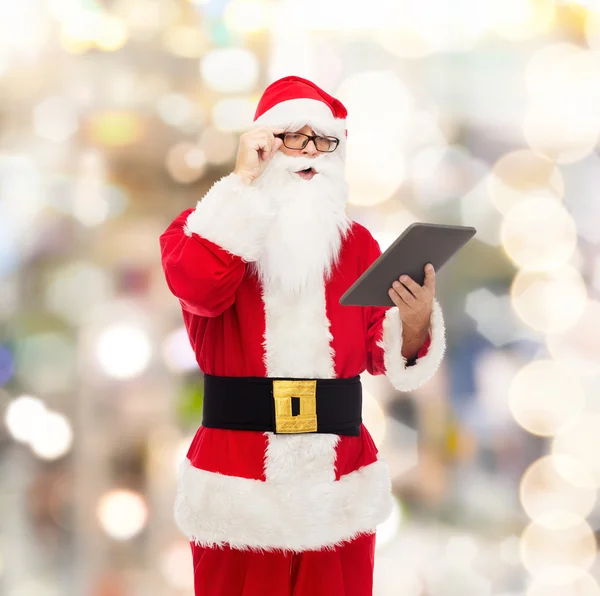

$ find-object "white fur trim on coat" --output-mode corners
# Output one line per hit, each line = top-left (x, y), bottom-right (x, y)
(379, 298), (446, 392)
(183, 172), (276, 262)
(174, 457), (393, 553)
(253, 98), (347, 141)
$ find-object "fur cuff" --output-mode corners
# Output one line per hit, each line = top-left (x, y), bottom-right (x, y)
(174, 458), (393, 553)
(379, 298), (446, 392)
(183, 172), (276, 262)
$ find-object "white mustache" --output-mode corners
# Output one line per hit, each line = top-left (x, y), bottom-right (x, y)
(267, 151), (341, 177)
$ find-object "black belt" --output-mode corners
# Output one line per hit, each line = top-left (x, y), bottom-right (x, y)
(202, 374), (362, 436)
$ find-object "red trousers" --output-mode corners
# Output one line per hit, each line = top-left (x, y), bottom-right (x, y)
(190, 532), (376, 596)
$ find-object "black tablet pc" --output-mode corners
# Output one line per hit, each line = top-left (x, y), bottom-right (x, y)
(340, 223), (476, 307)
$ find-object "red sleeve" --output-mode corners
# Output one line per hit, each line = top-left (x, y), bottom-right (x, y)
(159, 208), (246, 318)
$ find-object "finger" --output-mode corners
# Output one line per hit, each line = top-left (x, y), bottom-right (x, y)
(256, 137), (272, 160)
(391, 282), (416, 306)
(397, 275), (422, 296)
(388, 288), (405, 310)
(269, 137), (283, 159)
(423, 263), (436, 293)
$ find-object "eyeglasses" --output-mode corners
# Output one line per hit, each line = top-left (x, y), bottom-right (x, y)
(274, 132), (340, 153)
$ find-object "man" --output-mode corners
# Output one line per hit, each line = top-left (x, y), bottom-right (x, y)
(159, 75), (446, 595)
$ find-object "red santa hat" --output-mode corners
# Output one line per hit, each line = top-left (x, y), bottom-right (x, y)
(253, 76), (347, 141)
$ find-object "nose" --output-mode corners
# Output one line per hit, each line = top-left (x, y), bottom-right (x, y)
(301, 139), (318, 157)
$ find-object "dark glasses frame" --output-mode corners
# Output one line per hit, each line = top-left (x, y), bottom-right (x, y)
(274, 132), (340, 153)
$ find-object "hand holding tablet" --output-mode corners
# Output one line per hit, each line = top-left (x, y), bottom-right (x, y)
(340, 223), (477, 307)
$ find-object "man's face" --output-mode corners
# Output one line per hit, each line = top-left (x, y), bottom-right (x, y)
(278, 125), (319, 181)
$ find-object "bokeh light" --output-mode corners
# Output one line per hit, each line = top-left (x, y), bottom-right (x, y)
(520, 515), (596, 584)
(212, 97), (256, 132)
(162, 326), (198, 373)
(160, 540), (195, 590)
(508, 360), (584, 437)
(523, 43), (600, 163)
(552, 414), (600, 486)
(200, 48), (259, 93)
(527, 572), (600, 596)
(200, 126), (238, 165)
(166, 142), (207, 184)
(97, 489), (149, 541)
(29, 411), (74, 461)
(545, 299), (600, 377)
(4, 395), (47, 444)
(487, 150), (564, 215)
(519, 455), (596, 524)
(96, 324), (152, 379)
(510, 266), (587, 334)
(500, 195), (577, 272)
(86, 111), (145, 147)
(337, 71), (412, 206)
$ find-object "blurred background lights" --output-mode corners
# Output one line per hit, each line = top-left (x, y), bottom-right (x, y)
(223, 0), (270, 33)
(0, 345), (15, 386)
(29, 411), (74, 461)
(200, 48), (259, 93)
(525, 43), (600, 125)
(162, 25), (209, 58)
(166, 142), (207, 184)
(519, 455), (596, 524)
(522, 42), (600, 163)
(160, 540), (195, 590)
(545, 299), (600, 376)
(162, 326), (198, 373)
(466, 289), (535, 347)
(200, 126), (238, 164)
(500, 196), (577, 272)
(46, 262), (114, 326)
(519, 515), (596, 584)
(4, 395), (47, 444)
(527, 572), (600, 596)
(156, 93), (196, 128)
(585, 8), (600, 49)
(4, 395), (73, 460)
(174, 435), (194, 474)
(212, 97), (256, 132)
(510, 266), (587, 334)
(86, 111), (144, 147)
(375, 498), (402, 549)
(362, 390), (387, 448)
(96, 324), (152, 379)
(411, 145), (487, 209)
(444, 535), (480, 565)
(487, 150), (564, 215)
(14, 333), (77, 395)
(552, 414), (600, 486)
(337, 71), (413, 206)
(508, 360), (584, 437)
(97, 489), (148, 540)
(33, 97), (79, 142)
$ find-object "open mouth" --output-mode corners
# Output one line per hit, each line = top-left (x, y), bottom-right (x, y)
(295, 167), (317, 181)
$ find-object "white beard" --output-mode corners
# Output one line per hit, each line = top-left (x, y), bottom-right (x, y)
(249, 150), (351, 295)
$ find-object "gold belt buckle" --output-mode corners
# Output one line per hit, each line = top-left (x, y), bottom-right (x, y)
(272, 379), (318, 434)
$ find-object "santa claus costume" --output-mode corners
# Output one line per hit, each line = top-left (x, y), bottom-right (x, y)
(159, 76), (446, 596)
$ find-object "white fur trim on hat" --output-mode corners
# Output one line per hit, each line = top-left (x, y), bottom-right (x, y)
(183, 172), (277, 262)
(174, 456), (392, 552)
(379, 298), (446, 392)
(253, 98), (347, 140)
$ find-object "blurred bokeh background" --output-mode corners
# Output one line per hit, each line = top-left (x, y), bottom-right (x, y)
(2, 0), (600, 594)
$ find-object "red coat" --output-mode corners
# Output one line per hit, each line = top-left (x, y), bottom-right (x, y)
(159, 173), (446, 552)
